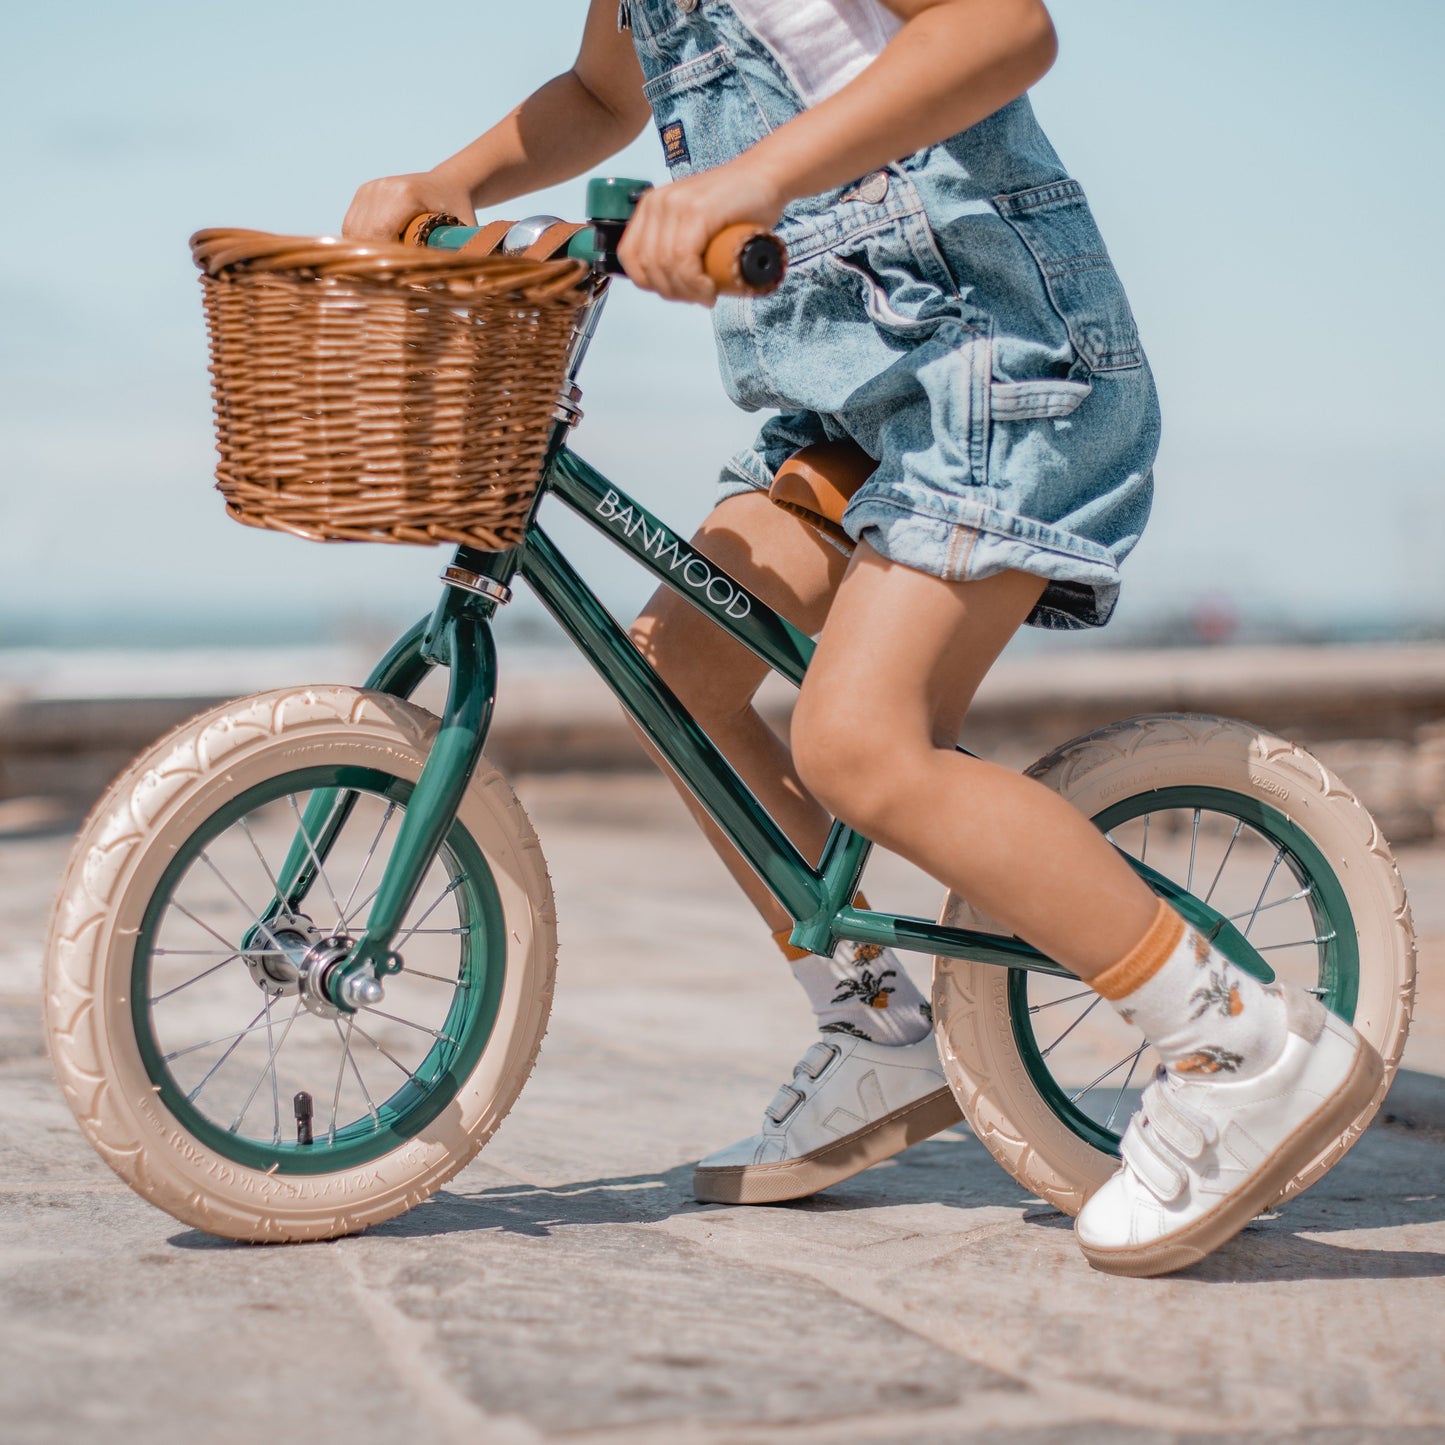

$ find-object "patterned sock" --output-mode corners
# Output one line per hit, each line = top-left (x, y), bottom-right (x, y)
(790, 941), (932, 1046)
(1093, 900), (1289, 1081)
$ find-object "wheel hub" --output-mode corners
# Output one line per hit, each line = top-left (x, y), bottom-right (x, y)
(245, 914), (377, 1018)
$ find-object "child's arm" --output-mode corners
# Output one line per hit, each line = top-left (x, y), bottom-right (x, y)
(619, 0), (1057, 303)
(343, 0), (650, 240)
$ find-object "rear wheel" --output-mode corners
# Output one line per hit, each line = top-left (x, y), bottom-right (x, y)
(932, 714), (1415, 1215)
(45, 686), (556, 1242)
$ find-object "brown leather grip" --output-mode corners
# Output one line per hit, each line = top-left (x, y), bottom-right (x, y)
(460, 220), (514, 257)
(400, 212), (461, 247)
(703, 224), (787, 296)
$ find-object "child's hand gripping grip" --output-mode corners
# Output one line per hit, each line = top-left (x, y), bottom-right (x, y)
(702, 224), (787, 297)
(401, 211), (787, 297)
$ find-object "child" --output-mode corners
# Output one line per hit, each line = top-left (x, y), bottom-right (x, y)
(346, 0), (1381, 1275)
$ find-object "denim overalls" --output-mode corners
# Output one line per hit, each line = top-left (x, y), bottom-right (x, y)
(624, 0), (1161, 629)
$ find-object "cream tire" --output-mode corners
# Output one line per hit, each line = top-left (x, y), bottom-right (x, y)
(932, 713), (1416, 1217)
(44, 686), (557, 1243)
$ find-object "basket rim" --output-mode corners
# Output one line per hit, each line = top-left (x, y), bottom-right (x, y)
(190, 227), (593, 302)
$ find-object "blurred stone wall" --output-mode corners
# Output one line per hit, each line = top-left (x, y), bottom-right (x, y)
(3, 644), (1443, 844)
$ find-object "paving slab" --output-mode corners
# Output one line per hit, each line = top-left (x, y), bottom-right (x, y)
(1, 775), (1443, 1443)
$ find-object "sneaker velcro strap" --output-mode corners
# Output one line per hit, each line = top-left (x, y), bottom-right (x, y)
(795, 1042), (840, 1081)
(765, 1084), (805, 1125)
(1147, 1086), (1216, 1161)
(1121, 1118), (1187, 1203)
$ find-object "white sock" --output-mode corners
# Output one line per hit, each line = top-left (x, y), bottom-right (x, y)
(1095, 901), (1289, 1082)
(790, 941), (932, 1046)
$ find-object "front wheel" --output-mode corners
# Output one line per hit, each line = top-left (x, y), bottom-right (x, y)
(932, 714), (1416, 1216)
(45, 686), (557, 1242)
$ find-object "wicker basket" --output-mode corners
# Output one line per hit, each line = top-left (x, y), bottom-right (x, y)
(191, 228), (594, 550)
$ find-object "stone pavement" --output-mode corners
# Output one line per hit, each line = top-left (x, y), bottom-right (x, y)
(2, 774), (1443, 1443)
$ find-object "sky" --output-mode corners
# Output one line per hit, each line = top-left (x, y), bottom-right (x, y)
(2, 0), (1443, 649)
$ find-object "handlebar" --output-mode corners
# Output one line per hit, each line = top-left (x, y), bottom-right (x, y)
(402, 176), (787, 298)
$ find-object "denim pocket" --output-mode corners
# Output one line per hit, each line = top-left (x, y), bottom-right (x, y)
(823, 252), (942, 336)
(641, 45), (769, 179)
(993, 180), (1143, 373)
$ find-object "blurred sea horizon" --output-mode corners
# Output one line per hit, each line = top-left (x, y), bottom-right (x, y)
(3, 587), (1441, 705)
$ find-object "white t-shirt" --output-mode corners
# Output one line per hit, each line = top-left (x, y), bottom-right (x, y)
(726, 0), (902, 106)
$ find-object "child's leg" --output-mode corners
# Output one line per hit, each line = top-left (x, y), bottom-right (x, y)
(790, 543), (1157, 977)
(628, 491), (932, 1047)
(627, 489), (840, 937)
(793, 541), (1382, 1272)
(626, 495), (952, 1204)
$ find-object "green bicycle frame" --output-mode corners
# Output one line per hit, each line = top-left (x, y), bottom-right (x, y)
(268, 177), (1270, 1004)
(288, 435), (1274, 1008)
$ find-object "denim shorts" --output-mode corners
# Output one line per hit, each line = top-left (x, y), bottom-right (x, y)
(628, 0), (1162, 630)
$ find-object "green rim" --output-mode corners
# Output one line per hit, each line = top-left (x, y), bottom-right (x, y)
(1010, 785), (1360, 1157)
(132, 765), (505, 1175)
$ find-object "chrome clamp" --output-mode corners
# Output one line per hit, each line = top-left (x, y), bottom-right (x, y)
(553, 382), (585, 428)
(441, 566), (513, 605)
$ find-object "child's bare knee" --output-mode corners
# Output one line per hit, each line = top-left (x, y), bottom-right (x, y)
(792, 696), (893, 832)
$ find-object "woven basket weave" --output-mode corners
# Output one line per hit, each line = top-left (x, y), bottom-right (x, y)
(191, 228), (593, 550)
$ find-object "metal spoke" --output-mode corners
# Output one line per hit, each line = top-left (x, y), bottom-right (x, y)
(402, 967), (463, 985)
(352, 1023), (423, 1083)
(229, 996), (303, 1134)
(1203, 820), (1245, 906)
(1070, 1046), (1147, 1104)
(392, 876), (466, 952)
(333, 1016), (378, 1128)
(183, 1005), (268, 1100)
(342, 801), (396, 923)
(361, 1005), (456, 1045)
(150, 952), (242, 1004)
(1104, 1044), (1149, 1129)
(196, 851), (288, 954)
(262, 991), (281, 1144)
(1140, 813), (1152, 867)
(287, 794), (345, 925)
(1225, 886), (1312, 922)
(168, 898), (250, 956)
(1257, 933), (1336, 952)
(1028, 988), (1096, 1015)
(341, 884), (381, 932)
(1041, 996), (1103, 1058)
(1241, 847), (1286, 938)
(153, 948), (271, 957)
(1186, 809), (1201, 894)
(165, 1008), (273, 1065)
(239, 815), (286, 912)
(401, 927), (470, 936)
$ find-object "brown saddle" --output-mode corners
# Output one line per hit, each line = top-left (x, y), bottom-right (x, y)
(767, 439), (875, 549)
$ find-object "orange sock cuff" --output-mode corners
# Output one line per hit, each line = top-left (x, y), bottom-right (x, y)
(1091, 900), (1184, 1002)
(774, 893), (871, 962)
(773, 929), (810, 962)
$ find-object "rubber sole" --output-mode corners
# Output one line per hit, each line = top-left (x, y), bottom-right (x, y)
(692, 1086), (964, 1205)
(1079, 1036), (1386, 1278)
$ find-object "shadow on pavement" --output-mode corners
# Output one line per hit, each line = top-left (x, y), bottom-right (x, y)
(363, 1133), (1039, 1240)
(1184, 1230), (1445, 1283)
(165, 1082), (1445, 1259)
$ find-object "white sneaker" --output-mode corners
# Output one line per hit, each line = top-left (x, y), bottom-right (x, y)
(1076, 986), (1383, 1277)
(693, 1033), (963, 1205)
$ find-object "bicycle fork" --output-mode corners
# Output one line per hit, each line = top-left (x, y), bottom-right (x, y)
(255, 577), (504, 1013)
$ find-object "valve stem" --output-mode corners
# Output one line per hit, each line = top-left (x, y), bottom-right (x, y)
(294, 1091), (314, 1146)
